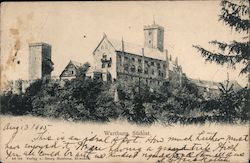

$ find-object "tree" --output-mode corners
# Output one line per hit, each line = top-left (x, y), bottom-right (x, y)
(76, 62), (91, 79)
(193, 0), (249, 82)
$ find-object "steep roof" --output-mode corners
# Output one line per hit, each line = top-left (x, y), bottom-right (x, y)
(59, 60), (86, 78)
(70, 60), (84, 69)
(108, 37), (167, 61)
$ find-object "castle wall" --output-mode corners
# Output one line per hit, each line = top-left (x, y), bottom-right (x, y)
(29, 45), (42, 80)
(116, 51), (166, 88)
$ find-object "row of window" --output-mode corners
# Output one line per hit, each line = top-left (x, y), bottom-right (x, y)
(124, 64), (164, 77)
(120, 55), (165, 69)
(121, 75), (163, 85)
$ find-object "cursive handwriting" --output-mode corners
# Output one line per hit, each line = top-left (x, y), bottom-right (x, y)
(1, 122), (249, 163)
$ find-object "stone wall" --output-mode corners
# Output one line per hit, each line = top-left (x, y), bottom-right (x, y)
(116, 51), (167, 88)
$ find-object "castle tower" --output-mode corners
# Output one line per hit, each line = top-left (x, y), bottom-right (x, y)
(29, 43), (53, 81)
(144, 23), (164, 52)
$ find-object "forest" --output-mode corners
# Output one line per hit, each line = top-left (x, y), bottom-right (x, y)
(0, 75), (248, 125)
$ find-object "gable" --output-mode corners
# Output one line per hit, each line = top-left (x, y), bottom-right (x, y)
(93, 35), (116, 55)
(60, 62), (78, 78)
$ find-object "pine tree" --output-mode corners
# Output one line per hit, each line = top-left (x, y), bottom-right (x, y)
(193, 0), (249, 84)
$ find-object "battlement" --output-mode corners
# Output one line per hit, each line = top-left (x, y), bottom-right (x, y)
(143, 24), (164, 30)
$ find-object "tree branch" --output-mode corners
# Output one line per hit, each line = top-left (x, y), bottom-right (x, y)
(209, 40), (249, 60)
(193, 45), (240, 68)
(219, 7), (249, 32)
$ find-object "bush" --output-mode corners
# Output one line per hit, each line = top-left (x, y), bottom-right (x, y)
(1, 76), (248, 125)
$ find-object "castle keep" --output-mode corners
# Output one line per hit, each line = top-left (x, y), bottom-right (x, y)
(29, 43), (53, 81)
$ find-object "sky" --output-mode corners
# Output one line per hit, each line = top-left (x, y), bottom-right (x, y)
(1, 1), (248, 87)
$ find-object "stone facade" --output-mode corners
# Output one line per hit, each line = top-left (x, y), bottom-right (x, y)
(144, 24), (164, 52)
(92, 23), (183, 88)
(29, 43), (53, 81)
(116, 50), (167, 87)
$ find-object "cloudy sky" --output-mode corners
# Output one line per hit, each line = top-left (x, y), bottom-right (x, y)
(1, 1), (248, 86)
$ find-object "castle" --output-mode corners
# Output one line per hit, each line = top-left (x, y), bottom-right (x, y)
(5, 22), (231, 97)
(60, 23), (183, 88)
(89, 23), (183, 87)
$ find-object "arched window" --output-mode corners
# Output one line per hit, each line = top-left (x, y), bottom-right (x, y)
(157, 63), (161, 69)
(124, 64), (129, 71)
(138, 66), (142, 73)
(144, 68), (148, 74)
(108, 57), (112, 67)
(131, 65), (135, 72)
(102, 54), (107, 60)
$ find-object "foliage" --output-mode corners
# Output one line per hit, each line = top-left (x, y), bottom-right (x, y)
(76, 62), (90, 79)
(0, 60), (249, 124)
(0, 76), (248, 124)
(193, 0), (249, 75)
(217, 80), (249, 123)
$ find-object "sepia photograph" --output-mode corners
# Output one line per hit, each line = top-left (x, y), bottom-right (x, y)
(0, 1), (249, 163)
